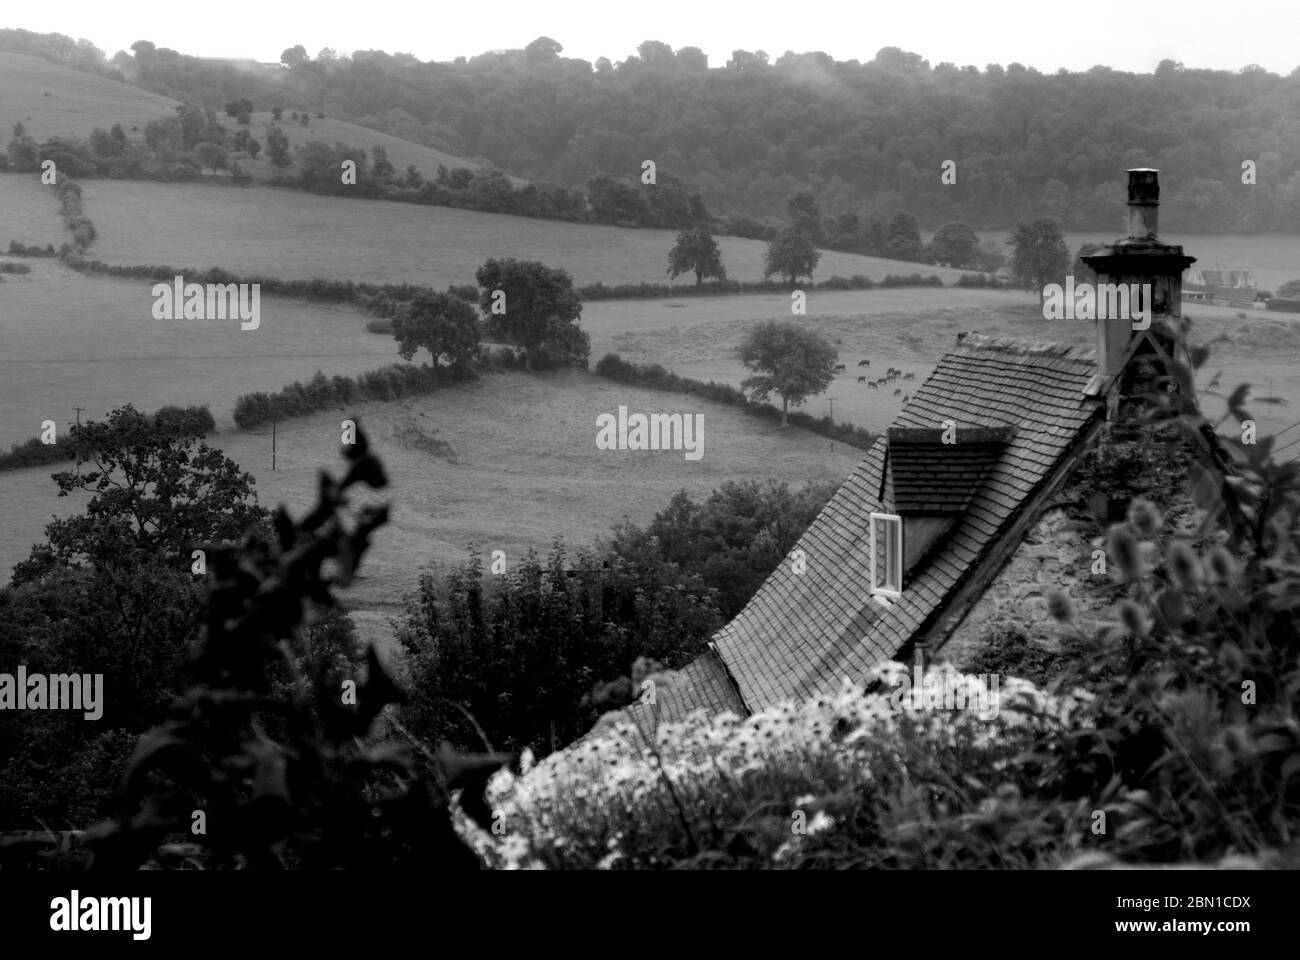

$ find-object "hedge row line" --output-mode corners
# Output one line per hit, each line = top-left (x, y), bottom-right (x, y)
(1265, 298), (1300, 313)
(576, 272), (948, 301)
(593, 353), (877, 451)
(51, 251), (956, 318)
(953, 273), (1017, 289)
(228, 353), (535, 430)
(55, 255), (478, 314)
(0, 405), (215, 473)
(7, 241), (62, 257)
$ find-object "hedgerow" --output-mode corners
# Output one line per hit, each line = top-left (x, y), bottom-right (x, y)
(594, 353), (876, 451)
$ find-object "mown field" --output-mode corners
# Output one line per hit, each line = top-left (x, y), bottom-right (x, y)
(0, 371), (861, 653)
(78, 179), (985, 288)
(0, 172), (66, 248)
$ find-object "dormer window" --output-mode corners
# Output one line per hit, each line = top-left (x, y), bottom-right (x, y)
(870, 512), (903, 597)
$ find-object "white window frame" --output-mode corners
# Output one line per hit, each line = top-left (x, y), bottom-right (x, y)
(869, 512), (904, 598)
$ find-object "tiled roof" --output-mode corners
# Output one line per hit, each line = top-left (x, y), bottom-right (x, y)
(586, 648), (746, 740)
(888, 426), (1013, 514)
(711, 332), (1102, 713)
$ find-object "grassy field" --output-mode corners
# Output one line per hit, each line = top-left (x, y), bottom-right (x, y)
(0, 371), (860, 654)
(0, 53), (178, 142)
(78, 179), (984, 288)
(574, 287), (1300, 435)
(0, 172), (66, 248)
(0, 258), (395, 450)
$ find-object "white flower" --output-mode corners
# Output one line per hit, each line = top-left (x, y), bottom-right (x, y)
(807, 811), (835, 835)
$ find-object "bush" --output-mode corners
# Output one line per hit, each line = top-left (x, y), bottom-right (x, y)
(151, 404), (215, 437)
(0, 434), (76, 472)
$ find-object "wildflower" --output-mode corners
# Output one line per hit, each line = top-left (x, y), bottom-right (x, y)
(1127, 498), (1162, 537)
(807, 811), (835, 835)
(1166, 541), (1203, 591)
(1046, 588), (1075, 623)
(1107, 526), (1142, 580)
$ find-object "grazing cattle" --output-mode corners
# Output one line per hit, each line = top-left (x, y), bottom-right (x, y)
(857, 359), (870, 368)
(902, 372), (915, 381)
(867, 381), (878, 390)
(834, 364), (846, 373)
(894, 388), (902, 396)
(857, 376), (866, 383)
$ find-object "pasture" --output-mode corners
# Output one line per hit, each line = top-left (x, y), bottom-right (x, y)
(0, 172), (65, 248)
(0, 259), (395, 450)
(78, 179), (985, 288)
(0, 371), (861, 653)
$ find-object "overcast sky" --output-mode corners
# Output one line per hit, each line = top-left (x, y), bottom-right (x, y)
(11, 0), (1299, 75)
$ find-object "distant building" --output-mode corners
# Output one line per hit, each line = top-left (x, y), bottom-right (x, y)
(1183, 265), (1258, 306)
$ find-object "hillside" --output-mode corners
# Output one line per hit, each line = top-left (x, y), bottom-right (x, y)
(0, 51), (178, 141)
(0, 51), (501, 185)
(230, 109), (521, 186)
(102, 41), (1300, 233)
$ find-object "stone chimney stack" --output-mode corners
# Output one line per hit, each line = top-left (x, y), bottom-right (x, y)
(1082, 169), (1196, 381)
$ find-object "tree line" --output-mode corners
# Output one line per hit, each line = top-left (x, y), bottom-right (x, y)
(7, 28), (1297, 233)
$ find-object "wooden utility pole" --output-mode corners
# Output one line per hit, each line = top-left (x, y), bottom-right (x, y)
(828, 397), (835, 453)
(73, 406), (84, 479)
(271, 403), (277, 472)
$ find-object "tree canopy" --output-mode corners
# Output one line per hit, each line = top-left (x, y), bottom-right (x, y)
(737, 320), (838, 426)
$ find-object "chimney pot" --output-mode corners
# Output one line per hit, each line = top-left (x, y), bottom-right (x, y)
(1126, 168), (1159, 239)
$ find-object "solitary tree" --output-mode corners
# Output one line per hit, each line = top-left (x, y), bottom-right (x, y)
(392, 292), (482, 376)
(1008, 219), (1070, 304)
(667, 227), (726, 285)
(280, 45), (309, 68)
(475, 258), (589, 371)
(737, 321), (838, 427)
(764, 228), (821, 285)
